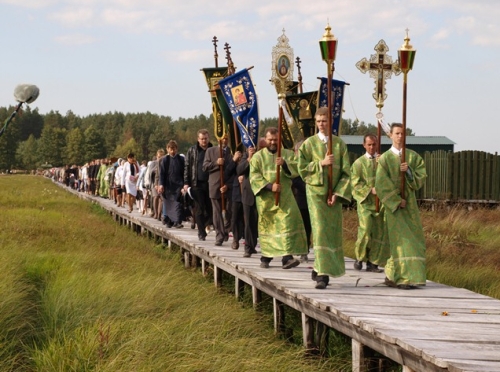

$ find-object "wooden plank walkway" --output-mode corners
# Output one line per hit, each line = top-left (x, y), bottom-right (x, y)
(70, 187), (500, 372)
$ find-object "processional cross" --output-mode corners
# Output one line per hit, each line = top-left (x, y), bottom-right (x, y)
(356, 40), (400, 106)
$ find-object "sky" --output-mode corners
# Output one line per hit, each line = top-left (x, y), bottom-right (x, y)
(1, 0), (499, 154)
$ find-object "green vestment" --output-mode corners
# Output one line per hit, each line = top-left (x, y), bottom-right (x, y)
(298, 135), (351, 278)
(250, 148), (307, 258)
(375, 148), (427, 286)
(97, 164), (109, 197)
(351, 155), (389, 266)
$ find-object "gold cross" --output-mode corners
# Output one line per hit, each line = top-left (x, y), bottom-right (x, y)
(356, 40), (401, 106)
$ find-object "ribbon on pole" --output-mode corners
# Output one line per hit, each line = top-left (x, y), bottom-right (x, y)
(317, 77), (346, 136)
(217, 68), (259, 148)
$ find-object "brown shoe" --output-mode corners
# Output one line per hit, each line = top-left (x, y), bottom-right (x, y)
(231, 241), (239, 250)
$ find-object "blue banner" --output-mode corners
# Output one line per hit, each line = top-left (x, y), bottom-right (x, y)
(217, 69), (259, 148)
(318, 78), (346, 136)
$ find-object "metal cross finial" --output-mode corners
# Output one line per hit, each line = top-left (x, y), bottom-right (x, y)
(212, 36), (219, 68)
(355, 39), (401, 106)
(295, 56), (303, 94)
(224, 42), (235, 75)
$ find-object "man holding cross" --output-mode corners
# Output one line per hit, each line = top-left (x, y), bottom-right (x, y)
(298, 107), (352, 289)
(250, 127), (307, 269)
(375, 123), (427, 289)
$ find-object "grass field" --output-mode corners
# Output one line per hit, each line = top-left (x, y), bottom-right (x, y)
(0, 176), (352, 372)
(1, 175), (499, 371)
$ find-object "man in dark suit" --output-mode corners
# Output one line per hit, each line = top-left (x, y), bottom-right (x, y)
(203, 136), (241, 246)
(236, 138), (266, 257)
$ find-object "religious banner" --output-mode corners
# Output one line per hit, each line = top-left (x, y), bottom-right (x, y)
(317, 78), (346, 136)
(201, 67), (229, 140)
(217, 68), (259, 148)
(285, 90), (318, 139)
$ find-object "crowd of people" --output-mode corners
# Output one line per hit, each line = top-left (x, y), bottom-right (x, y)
(49, 109), (427, 290)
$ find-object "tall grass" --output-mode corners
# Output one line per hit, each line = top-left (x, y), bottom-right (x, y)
(1, 176), (348, 371)
(343, 204), (500, 299)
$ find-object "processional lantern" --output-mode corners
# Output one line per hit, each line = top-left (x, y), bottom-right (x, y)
(318, 22), (338, 201)
(397, 29), (416, 199)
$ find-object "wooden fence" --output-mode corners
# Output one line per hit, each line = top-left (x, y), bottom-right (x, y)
(349, 150), (500, 202)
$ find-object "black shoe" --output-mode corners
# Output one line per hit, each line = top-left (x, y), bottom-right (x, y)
(215, 240), (223, 246)
(172, 223), (183, 228)
(260, 262), (270, 268)
(198, 234), (206, 241)
(311, 270), (318, 281)
(243, 251), (251, 258)
(315, 281), (327, 289)
(223, 234), (229, 242)
(397, 284), (413, 290)
(246, 246), (258, 254)
(366, 261), (383, 273)
(190, 222), (196, 229)
(384, 277), (397, 288)
(282, 258), (300, 269)
(354, 260), (363, 271)
(166, 222), (173, 228)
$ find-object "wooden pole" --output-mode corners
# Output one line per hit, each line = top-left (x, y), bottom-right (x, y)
(275, 103), (283, 206)
(327, 61), (333, 202)
(376, 121), (381, 213)
(219, 139), (226, 221)
(400, 72), (408, 199)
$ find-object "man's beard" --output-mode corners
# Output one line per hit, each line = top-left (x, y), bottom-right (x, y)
(268, 144), (277, 152)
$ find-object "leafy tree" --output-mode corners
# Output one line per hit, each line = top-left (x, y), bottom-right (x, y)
(84, 125), (106, 161)
(66, 128), (85, 165)
(37, 126), (67, 166)
(44, 110), (66, 129)
(16, 135), (39, 170)
(17, 106), (44, 141)
(113, 138), (142, 160)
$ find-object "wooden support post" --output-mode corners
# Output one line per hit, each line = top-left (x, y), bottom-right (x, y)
(252, 286), (262, 308)
(190, 254), (198, 268)
(184, 251), (191, 268)
(235, 278), (244, 300)
(273, 298), (286, 335)
(315, 320), (329, 357)
(352, 339), (367, 372)
(202, 260), (210, 276)
(214, 264), (222, 288)
(301, 313), (314, 351)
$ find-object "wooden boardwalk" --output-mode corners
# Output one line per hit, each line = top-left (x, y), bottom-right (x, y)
(73, 189), (500, 372)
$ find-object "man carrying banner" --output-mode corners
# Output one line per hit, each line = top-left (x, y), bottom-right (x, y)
(351, 134), (389, 273)
(184, 129), (213, 241)
(250, 127), (307, 269)
(375, 123), (427, 289)
(298, 107), (352, 289)
(203, 135), (242, 246)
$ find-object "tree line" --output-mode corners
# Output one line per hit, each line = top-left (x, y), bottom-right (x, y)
(0, 106), (410, 171)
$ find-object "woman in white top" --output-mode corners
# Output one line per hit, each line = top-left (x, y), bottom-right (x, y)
(114, 159), (125, 207)
(121, 153), (140, 213)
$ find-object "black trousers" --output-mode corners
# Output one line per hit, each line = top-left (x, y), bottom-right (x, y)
(191, 182), (212, 238)
(242, 202), (258, 251)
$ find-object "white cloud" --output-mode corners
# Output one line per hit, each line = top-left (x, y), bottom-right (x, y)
(49, 7), (94, 27)
(54, 33), (96, 45)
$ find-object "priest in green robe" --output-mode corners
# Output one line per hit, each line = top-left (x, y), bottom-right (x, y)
(375, 123), (427, 289)
(351, 134), (389, 273)
(298, 108), (352, 289)
(250, 127), (307, 269)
